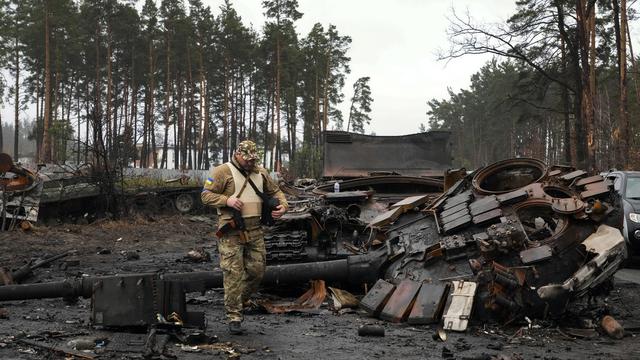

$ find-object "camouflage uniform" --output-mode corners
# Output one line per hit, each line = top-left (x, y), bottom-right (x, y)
(201, 140), (288, 322)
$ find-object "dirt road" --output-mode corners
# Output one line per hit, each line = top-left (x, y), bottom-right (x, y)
(0, 214), (638, 359)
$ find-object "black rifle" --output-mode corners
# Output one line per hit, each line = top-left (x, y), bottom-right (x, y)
(215, 208), (246, 240)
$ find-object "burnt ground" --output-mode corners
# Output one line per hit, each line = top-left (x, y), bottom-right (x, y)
(0, 213), (639, 360)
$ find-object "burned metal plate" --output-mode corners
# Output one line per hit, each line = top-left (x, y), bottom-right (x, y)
(560, 170), (587, 181)
(520, 245), (553, 264)
(472, 208), (503, 225)
(360, 279), (396, 316)
(379, 279), (422, 323)
(407, 283), (450, 325)
(323, 191), (371, 203)
(91, 274), (158, 327)
(442, 190), (473, 210)
(369, 207), (403, 228)
(469, 195), (500, 216)
(440, 202), (468, 218)
(442, 214), (472, 234)
(575, 175), (604, 187)
(440, 207), (470, 224)
(496, 189), (529, 205)
(391, 195), (432, 211)
(580, 181), (610, 199)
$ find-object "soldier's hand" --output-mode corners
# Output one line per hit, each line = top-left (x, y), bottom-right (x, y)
(226, 197), (244, 211)
(272, 204), (286, 219)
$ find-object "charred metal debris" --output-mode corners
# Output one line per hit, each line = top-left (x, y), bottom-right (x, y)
(0, 153), (42, 228)
(362, 157), (626, 329)
(0, 157), (628, 336)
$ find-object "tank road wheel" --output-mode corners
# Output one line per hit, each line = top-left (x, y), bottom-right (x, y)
(175, 193), (195, 213)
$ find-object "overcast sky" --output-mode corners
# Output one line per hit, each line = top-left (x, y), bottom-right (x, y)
(206, 0), (518, 135)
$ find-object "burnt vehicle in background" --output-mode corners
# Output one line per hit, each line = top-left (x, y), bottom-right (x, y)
(602, 170), (640, 257)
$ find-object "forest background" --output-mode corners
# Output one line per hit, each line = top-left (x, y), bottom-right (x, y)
(0, 0), (637, 177)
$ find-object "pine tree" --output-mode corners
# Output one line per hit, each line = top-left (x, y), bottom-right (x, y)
(347, 76), (372, 133)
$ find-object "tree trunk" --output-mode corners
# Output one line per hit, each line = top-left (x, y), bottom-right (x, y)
(560, 36), (572, 165)
(230, 69), (237, 156)
(625, 9), (640, 163)
(76, 77), (81, 164)
(13, 35), (19, 159)
(41, 1), (52, 163)
(275, 37), (281, 171)
(106, 32), (113, 161)
(576, 0), (595, 170)
(223, 55), (229, 163)
(613, 0), (629, 169)
(160, 35), (171, 169)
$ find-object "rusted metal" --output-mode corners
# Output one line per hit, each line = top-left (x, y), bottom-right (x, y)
(379, 279), (422, 323)
(360, 279), (396, 316)
(551, 197), (585, 214)
(444, 168), (467, 191)
(472, 158), (546, 195)
(601, 315), (624, 339)
(559, 170), (587, 181)
(369, 156), (626, 327)
(580, 180), (610, 199)
(407, 282), (450, 324)
(322, 131), (452, 178)
(1, 156), (628, 331)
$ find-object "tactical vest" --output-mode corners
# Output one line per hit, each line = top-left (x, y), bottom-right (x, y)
(218, 162), (264, 222)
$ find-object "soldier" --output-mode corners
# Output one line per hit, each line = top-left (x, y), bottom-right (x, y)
(201, 140), (288, 335)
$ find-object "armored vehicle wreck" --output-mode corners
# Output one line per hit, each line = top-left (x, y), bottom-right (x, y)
(362, 158), (626, 328)
(0, 157), (626, 332)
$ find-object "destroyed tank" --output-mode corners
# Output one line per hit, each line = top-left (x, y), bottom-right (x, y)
(359, 158), (627, 328)
(0, 157), (626, 330)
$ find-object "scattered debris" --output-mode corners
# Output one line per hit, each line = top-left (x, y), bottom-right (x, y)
(260, 280), (327, 314)
(18, 338), (96, 359)
(0, 250), (73, 285)
(120, 250), (140, 261)
(185, 248), (211, 262)
(67, 337), (99, 351)
(433, 327), (447, 342)
(601, 315), (625, 339)
(357, 325), (385, 337)
(328, 286), (359, 310)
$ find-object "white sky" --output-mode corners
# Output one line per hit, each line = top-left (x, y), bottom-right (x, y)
(208, 0), (518, 135)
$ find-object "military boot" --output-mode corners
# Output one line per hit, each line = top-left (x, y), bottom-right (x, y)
(229, 321), (245, 335)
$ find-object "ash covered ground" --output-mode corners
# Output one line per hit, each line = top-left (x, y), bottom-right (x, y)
(1, 214), (639, 360)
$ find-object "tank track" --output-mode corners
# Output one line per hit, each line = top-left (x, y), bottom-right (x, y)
(264, 230), (308, 262)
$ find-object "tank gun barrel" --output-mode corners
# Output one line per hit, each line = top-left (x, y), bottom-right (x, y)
(0, 253), (384, 302)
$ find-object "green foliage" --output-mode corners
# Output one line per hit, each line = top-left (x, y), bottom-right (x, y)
(347, 76), (372, 133)
(0, 0), (357, 174)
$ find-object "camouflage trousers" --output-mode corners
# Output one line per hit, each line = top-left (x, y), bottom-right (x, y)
(217, 221), (266, 322)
